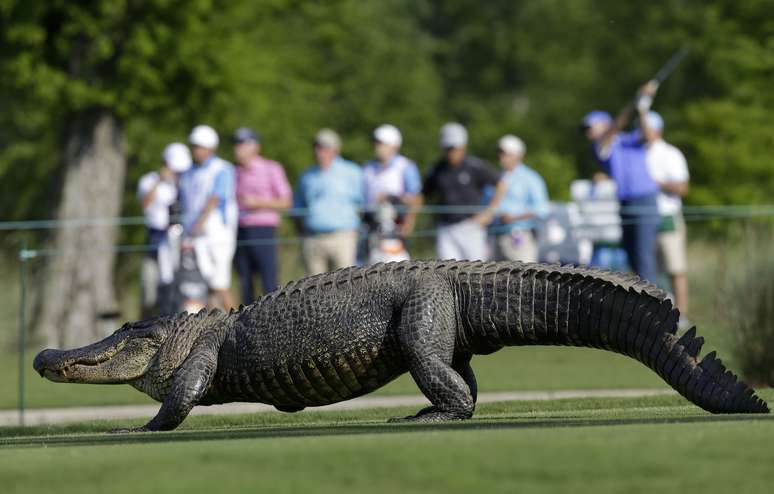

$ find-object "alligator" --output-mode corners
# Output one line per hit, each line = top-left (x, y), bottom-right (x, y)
(33, 260), (769, 432)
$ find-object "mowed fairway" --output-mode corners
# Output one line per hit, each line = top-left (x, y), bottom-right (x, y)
(2, 392), (774, 493)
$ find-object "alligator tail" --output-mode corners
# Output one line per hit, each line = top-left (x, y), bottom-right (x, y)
(653, 326), (768, 413)
(452, 262), (770, 414)
(560, 271), (769, 414)
(441, 261), (768, 414)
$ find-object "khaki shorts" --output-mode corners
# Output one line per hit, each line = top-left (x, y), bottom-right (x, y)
(302, 229), (358, 275)
(657, 214), (687, 275)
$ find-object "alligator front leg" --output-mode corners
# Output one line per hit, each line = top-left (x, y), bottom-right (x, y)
(111, 329), (222, 433)
(391, 278), (475, 422)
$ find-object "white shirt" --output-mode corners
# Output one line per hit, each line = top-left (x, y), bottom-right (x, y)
(646, 139), (689, 216)
(137, 171), (177, 230)
(362, 154), (421, 206)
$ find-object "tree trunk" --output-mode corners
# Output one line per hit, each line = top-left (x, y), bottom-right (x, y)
(38, 110), (126, 348)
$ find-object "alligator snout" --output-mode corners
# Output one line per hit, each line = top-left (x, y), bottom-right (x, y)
(33, 349), (66, 378)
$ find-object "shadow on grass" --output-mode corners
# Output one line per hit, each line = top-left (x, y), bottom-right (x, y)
(2, 413), (773, 449)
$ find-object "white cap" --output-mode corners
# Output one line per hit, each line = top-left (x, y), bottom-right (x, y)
(162, 143), (192, 173)
(644, 111), (664, 131)
(188, 125), (219, 149)
(439, 122), (468, 149)
(497, 134), (526, 156)
(314, 128), (341, 149)
(373, 124), (402, 147)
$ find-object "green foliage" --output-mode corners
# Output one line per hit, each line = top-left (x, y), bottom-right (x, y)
(1, 0), (773, 226)
(0, 0), (223, 220)
(719, 228), (774, 385)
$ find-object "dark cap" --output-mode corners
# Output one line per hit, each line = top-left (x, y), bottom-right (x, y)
(233, 127), (260, 144)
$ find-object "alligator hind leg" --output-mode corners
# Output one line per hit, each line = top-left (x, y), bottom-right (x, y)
(390, 277), (475, 422)
(404, 354), (478, 419)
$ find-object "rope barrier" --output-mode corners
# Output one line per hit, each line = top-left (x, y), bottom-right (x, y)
(9, 209), (773, 259)
(1, 203), (773, 232)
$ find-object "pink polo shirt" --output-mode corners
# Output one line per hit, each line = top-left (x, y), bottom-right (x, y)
(235, 155), (292, 227)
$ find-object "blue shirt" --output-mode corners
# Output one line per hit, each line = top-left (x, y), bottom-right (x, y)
(495, 163), (550, 231)
(593, 131), (659, 201)
(178, 155), (237, 232)
(294, 156), (364, 233)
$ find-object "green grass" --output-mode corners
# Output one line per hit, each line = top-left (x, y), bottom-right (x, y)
(2, 392), (774, 493)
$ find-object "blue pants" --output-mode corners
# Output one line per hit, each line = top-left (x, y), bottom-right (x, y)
(620, 195), (659, 283)
(234, 226), (279, 303)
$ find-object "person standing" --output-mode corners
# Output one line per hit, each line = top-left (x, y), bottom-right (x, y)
(421, 122), (501, 261)
(178, 124), (238, 310)
(582, 81), (661, 283)
(294, 128), (364, 275)
(137, 143), (191, 317)
(488, 134), (550, 262)
(362, 124), (422, 261)
(644, 111), (691, 326)
(232, 127), (292, 302)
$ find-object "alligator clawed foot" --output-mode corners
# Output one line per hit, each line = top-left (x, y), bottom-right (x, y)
(108, 426), (153, 434)
(388, 412), (470, 423)
(387, 415), (413, 423)
(387, 405), (439, 423)
(388, 407), (471, 423)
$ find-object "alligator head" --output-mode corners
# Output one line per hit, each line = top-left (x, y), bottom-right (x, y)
(33, 316), (179, 385)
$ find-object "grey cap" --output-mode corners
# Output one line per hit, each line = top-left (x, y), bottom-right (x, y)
(439, 122), (468, 149)
(314, 128), (341, 149)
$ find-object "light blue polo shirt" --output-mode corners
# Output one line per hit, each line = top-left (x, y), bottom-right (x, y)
(495, 163), (550, 231)
(294, 156), (364, 233)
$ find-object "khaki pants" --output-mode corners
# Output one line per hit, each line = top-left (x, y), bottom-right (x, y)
(302, 229), (358, 275)
(496, 229), (538, 263)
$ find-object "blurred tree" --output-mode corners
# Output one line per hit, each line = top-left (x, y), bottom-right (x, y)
(671, 0), (774, 205)
(415, 0), (773, 204)
(0, 0), (225, 346)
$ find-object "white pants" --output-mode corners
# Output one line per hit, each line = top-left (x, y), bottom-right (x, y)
(140, 257), (160, 309)
(496, 229), (538, 263)
(194, 231), (236, 291)
(436, 220), (489, 261)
